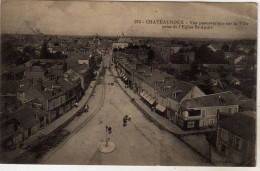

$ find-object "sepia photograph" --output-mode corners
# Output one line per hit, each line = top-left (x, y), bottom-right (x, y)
(0, 0), (257, 168)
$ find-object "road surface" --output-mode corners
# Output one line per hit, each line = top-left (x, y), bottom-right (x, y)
(39, 52), (211, 166)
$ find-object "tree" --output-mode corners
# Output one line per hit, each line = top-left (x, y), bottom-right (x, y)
(222, 43), (230, 52)
(147, 49), (154, 63)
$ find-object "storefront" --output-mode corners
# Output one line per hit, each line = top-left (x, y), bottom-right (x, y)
(155, 104), (166, 116)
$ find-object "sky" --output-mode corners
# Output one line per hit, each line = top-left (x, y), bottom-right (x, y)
(1, 0), (258, 39)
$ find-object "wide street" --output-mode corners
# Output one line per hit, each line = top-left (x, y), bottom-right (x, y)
(38, 52), (211, 166)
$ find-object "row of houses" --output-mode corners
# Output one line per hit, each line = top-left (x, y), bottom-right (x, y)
(1, 76), (82, 148)
(114, 53), (240, 130)
(1, 51), (103, 149)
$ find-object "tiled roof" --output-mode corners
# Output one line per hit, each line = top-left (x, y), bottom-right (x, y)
(219, 113), (255, 141)
(181, 91), (238, 109)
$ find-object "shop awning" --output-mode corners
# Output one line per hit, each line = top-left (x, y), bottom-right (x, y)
(143, 93), (150, 101)
(148, 98), (156, 105)
(145, 94), (152, 102)
(123, 76), (128, 81)
(156, 104), (166, 113)
(140, 92), (145, 97)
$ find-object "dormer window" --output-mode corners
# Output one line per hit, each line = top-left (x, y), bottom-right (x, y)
(172, 90), (182, 98)
(218, 96), (226, 104)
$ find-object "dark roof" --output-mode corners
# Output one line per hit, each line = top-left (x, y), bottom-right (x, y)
(71, 64), (89, 74)
(168, 81), (198, 102)
(181, 91), (238, 108)
(13, 107), (41, 129)
(8, 65), (27, 74)
(23, 85), (45, 105)
(1, 80), (19, 94)
(40, 78), (75, 100)
(219, 113), (256, 141)
(51, 64), (64, 70)
(67, 51), (91, 62)
(0, 109), (13, 125)
(208, 72), (220, 78)
(29, 66), (44, 72)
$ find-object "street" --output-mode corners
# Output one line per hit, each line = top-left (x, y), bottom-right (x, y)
(38, 53), (212, 166)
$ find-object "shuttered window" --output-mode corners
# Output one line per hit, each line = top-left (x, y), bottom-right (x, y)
(232, 135), (243, 150)
(221, 128), (229, 142)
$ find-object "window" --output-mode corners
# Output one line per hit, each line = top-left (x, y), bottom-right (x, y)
(201, 110), (206, 117)
(217, 108), (221, 114)
(187, 121), (195, 128)
(220, 128), (229, 142)
(188, 110), (201, 117)
(234, 107), (238, 113)
(219, 143), (228, 155)
(232, 136), (243, 150)
(179, 119), (184, 127)
(209, 119), (215, 126)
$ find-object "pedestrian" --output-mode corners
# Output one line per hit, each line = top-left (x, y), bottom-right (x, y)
(123, 115), (128, 127)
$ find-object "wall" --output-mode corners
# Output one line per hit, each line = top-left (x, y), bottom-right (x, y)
(24, 71), (45, 80)
(181, 105), (239, 128)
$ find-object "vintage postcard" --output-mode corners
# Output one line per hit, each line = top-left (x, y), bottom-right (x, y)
(0, 0), (257, 168)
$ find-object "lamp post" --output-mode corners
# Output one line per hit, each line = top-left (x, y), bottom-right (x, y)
(98, 125), (115, 153)
(105, 125), (112, 147)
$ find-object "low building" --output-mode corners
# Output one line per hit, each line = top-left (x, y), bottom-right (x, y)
(49, 64), (65, 79)
(166, 81), (206, 124)
(112, 32), (133, 49)
(0, 110), (23, 148)
(210, 113), (256, 166)
(179, 91), (239, 130)
(66, 51), (94, 70)
(6, 65), (28, 80)
(24, 66), (46, 81)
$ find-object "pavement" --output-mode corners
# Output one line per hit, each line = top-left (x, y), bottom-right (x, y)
(2, 64), (104, 163)
(110, 66), (216, 136)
